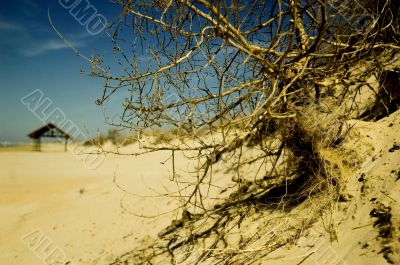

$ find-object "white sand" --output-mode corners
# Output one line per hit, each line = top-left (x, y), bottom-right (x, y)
(0, 143), (183, 265)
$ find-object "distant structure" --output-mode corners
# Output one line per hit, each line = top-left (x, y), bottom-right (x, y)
(27, 123), (71, 152)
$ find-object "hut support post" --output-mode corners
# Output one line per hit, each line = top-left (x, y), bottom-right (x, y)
(64, 137), (68, 152)
(34, 138), (41, 152)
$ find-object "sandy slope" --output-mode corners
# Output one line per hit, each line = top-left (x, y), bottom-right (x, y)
(263, 110), (400, 265)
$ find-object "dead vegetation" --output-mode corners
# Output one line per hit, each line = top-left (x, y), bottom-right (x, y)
(107, 112), (352, 264)
(68, 0), (400, 263)
(83, 128), (137, 147)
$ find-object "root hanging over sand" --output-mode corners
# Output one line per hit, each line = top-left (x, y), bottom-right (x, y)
(110, 118), (346, 264)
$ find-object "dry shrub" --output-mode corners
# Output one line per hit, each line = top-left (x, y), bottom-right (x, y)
(80, 0), (400, 263)
(83, 133), (106, 146)
(110, 109), (349, 264)
(83, 129), (139, 147)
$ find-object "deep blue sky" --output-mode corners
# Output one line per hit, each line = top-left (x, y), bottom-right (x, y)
(0, 0), (123, 142)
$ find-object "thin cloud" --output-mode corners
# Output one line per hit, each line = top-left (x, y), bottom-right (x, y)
(0, 21), (25, 32)
(22, 39), (85, 57)
(22, 0), (39, 9)
(21, 0), (41, 17)
(0, 18), (94, 57)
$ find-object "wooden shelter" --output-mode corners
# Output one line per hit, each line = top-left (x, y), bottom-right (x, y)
(27, 123), (71, 151)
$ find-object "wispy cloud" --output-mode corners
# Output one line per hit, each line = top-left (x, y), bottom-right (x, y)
(21, 0), (41, 17)
(0, 19), (91, 57)
(0, 15), (96, 58)
(22, 39), (86, 57)
(22, 0), (39, 9)
(0, 21), (25, 32)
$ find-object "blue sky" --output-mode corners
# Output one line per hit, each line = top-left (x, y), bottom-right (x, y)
(0, 0), (123, 142)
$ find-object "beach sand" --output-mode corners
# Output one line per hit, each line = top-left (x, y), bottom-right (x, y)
(0, 143), (182, 265)
(1, 110), (399, 265)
